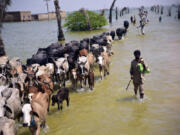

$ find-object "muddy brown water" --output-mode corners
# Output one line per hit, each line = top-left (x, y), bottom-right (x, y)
(2, 8), (180, 135)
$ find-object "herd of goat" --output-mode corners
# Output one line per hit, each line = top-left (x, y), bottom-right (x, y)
(0, 20), (129, 135)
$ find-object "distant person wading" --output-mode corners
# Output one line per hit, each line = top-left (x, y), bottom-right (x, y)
(159, 16), (162, 22)
(137, 7), (148, 35)
(137, 20), (145, 35)
(133, 16), (136, 25)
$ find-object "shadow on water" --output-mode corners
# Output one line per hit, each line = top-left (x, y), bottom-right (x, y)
(53, 82), (94, 94)
(95, 75), (102, 81)
(116, 95), (138, 102)
(18, 128), (31, 135)
(116, 95), (151, 103)
(135, 33), (146, 38)
(48, 105), (67, 116)
(66, 28), (108, 34)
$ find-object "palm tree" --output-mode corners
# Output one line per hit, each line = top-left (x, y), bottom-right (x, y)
(100, 9), (105, 16)
(53, 0), (65, 41)
(168, 7), (171, 16)
(80, 8), (91, 30)
(178, 5), (180, 20)
(44, 0), (50, 20)
(109, 0), (117, 24)
(116, 7), (118, 20)
(0, 0), (11, 57)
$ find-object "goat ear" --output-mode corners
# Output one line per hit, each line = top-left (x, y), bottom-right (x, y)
(32, 66), (36, 70)
(7, 60), (10, 65)
(31, 111), (39, 118)
(24, 70), (28, 74)
(51, 58), (57, 67)
(51, 57), (55, 63)
(15, 83), (21, 90)
(4, 105), (12, 114)
(9, 83), (13, 88)
(18, 111), (23, 117)
(46, 74), (51, 78)
(35, 68), (39, 74)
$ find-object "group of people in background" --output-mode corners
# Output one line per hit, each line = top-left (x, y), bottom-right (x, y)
(137, 7), (149, 35)
(130, 6), (149, 35)
(130, 6), (164, 35)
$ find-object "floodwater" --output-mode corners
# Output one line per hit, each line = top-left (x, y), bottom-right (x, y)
(2, 8), (180, 135)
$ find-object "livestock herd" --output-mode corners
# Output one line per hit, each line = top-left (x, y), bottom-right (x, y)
(0, 20), (129, 135)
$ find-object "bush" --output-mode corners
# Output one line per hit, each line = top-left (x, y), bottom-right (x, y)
(64, 10), (108, 31)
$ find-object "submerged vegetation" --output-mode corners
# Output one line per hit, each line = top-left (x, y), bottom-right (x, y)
(64, 10), (108, 31)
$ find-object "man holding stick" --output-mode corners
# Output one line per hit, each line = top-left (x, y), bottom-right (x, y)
(129, 50), (149, 101)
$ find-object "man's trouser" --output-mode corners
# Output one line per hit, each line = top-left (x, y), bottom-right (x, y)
(133, 82), (144, 99)
(141, 27), (145, 35)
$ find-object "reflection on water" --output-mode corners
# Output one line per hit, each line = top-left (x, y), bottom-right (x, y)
(2, 8), (180, 135)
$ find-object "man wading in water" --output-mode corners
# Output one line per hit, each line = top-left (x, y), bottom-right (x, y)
(137, 8), (148, 35)
(137, 20), (145, 35)
(130, 50), (149, 102)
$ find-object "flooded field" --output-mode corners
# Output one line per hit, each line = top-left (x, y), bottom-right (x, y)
(2, 8), (180, 135)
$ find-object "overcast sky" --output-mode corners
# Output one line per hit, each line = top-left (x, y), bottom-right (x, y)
(8, 0), (180, 14)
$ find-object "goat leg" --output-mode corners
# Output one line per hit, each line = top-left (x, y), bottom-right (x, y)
(58, 102), (60, 110)
(66, 98), (70, 107)
(80, 80), (83, 88)
(60, 103), (63, 111)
